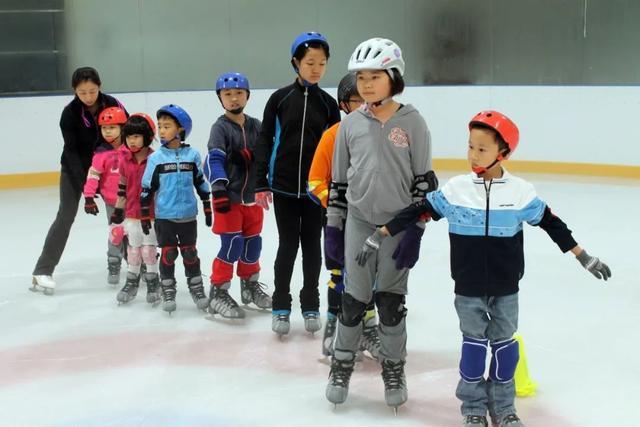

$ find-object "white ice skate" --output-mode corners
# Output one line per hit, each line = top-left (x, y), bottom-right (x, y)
(381, 359), (408, 413)
(463, 415), (489, 426)
(303, 311), (322, 334)
(31, 275), (56, 295)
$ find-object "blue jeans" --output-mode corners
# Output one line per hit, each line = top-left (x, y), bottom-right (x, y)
(454, 293), (519, 419)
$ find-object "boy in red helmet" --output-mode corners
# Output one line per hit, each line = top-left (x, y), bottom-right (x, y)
(355, 110), (611, 427)
(83, 106), (128, 285)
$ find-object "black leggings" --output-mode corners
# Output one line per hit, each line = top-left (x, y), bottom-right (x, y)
(272, 193), (323, 312)
(33, 171), (82, 275)
(154, 219), (201, 281)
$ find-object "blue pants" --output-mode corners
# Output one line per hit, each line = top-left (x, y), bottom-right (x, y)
(454, 293), (519, 419)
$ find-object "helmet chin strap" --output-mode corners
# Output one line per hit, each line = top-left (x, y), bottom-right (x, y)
(366, 96), (393, 109)
(103, 130), (121, 144)
(226, 107), (244, 115)
(160, 136), (179, 146)
(471, 151), (509, 175)
(128, 145), (142, 153)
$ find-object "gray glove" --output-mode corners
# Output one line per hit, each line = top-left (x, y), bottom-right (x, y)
(355, 229), (387, 267)
(576, 249), (611, 281)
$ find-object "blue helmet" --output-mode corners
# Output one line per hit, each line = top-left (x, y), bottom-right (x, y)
(290, 31), (329, 59)
(216, 72), (250, 93)
(156, 104), (192, 141)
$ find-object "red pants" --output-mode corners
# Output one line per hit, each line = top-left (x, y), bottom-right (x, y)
(211, 203), (264, 285)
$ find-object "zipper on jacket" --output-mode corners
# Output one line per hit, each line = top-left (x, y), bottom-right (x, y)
(241, 126), (249, 203)
(175, 148), (181, 209)
(297, 87), (309, 198)
(483, 179), (492, 236)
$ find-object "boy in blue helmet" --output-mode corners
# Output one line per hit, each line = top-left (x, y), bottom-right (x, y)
(254, 31), (341, 336)
(204, 72), (272, 319)
(140, 104), (212, 314)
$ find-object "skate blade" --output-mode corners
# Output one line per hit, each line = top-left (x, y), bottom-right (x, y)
(30, 283), (55, 296)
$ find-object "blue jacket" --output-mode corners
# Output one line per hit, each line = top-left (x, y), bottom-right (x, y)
(141, 144), (210, 220)
(386, 170), (577, 297)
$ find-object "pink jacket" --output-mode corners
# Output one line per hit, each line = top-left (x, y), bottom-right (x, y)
(83, 142), (122, 205)
(119, 147), (154, 219)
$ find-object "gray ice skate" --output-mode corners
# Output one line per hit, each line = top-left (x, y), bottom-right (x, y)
(240, 276), (272, 309)
(144, 272), (161, 304)
(303, 311), (322, 333)
(326, 355), (355, 405)
(209, 284), (245, 318)
(359, 317), (381, 360)
(271, 311), (290, 335)
(322, 314), (337, 356)
(117, 272), (140, 304)
(463, 415), (489, 427)
(107, 256), (121, 285)
(381, 359), (408, 410)
(187, 276), (209, 310)
(31, 275), (55, 295)
(160, 279), (177, 313)
(495, 414), (524, 427)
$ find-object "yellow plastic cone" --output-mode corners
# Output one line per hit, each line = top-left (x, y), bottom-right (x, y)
(513, 333), (537, 397)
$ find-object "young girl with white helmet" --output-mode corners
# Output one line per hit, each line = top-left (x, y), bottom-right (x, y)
(324, 38), (438, 410)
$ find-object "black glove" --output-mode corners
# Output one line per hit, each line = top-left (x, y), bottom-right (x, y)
(110, 207), (125, 225)
(229, 148), (254, 165)
(84, 197), (99, 215)
(203, 199), (213, 227)
(576, 249), (611, 281)
(140, 207), (151, 235)
(212, 190), (231, 213)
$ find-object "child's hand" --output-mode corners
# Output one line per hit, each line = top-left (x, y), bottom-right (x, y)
(392, 222), (425, 269)
(202, 200), (213, 226)
(110, 208), (124, 225)
(255, 191), (272, 210)
(212, 190), (230, 213)
(576, 250), (611, 281)
(84, 197), (99, 215)
(355, 228), (387, 267)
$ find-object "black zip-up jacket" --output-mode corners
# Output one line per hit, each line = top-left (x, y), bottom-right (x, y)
(59, 92), (123, 191)
(255, 79), (340, 197)
(205, 114), (261, 204)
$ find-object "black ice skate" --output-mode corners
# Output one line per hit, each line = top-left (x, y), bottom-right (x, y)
(117, 272), (140, 304)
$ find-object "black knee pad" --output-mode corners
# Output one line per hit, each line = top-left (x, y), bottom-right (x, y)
(161, 246), (179, 266)
(339, 293), (367, 327)
(375, 292), (407, 326)
(180, 245), (198, 265)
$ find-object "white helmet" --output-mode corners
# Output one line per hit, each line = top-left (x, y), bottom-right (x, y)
(348, 38), (405, 77)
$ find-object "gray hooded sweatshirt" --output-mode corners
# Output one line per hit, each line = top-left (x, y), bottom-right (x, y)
(328, 104), (432, 226)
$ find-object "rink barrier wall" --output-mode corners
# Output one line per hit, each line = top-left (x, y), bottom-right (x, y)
(1, 160), (638, 189)
(2, 85), (639, 189)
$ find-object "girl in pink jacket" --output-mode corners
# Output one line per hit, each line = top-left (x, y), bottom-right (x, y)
(83, 106), (128, 285)
(110, 114), (160, 305)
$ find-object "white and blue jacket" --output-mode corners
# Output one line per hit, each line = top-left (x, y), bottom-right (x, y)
(141, 144), (210, 220)
(386, 169), (577, 297)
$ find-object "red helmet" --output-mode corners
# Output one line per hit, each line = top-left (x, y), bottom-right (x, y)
(131, 113), (156, 139)
(469, 110), (519, 157)
(98, 107), (127, 126)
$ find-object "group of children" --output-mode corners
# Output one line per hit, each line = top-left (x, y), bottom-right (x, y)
(33, 32), (613, 427)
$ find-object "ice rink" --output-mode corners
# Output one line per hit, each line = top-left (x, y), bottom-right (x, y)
(0, 173), (638, 427)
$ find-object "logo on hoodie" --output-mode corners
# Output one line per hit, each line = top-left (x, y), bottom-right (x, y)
(388, 127), (409, 148)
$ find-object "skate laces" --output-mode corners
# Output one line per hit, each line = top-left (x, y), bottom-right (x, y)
(161, 284), (177, 300)
(361, 324), (380, 351)
(108, 262), (120, 275)
(188, 281), (207, 299)
(465, 415), (488, 425)
(122, 276), (139, 293)
(381, 360), (406, 390)
(214, 288), (239, 309)
(329, 358), (355, 386)
(243, 280), (269, 299)
(501, 414), (521, 425)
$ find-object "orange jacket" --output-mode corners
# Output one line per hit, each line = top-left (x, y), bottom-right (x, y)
(308, 122), (340, 208)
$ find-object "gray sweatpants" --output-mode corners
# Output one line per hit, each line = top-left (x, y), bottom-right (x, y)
(333, 212), (410, 362)
(454, 293), (519, 419)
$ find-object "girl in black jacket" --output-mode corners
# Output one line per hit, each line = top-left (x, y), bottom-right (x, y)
(254, 32), (341, 336)
(32, 67), (125, 295)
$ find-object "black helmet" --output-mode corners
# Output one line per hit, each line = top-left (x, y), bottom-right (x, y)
(337, 73), (358, 104)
